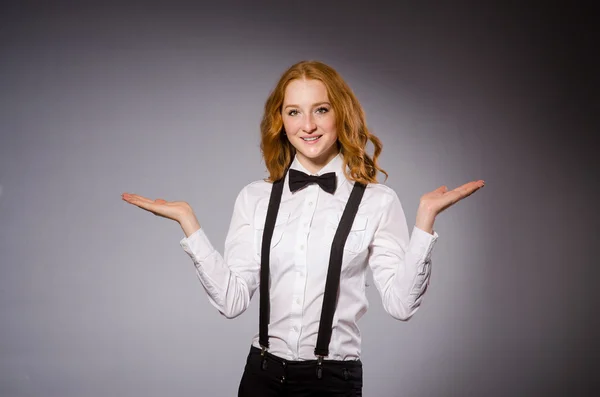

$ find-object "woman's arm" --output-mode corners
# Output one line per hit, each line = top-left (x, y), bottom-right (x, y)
(179, 187), (259, 319)
(122, 187), (259, 319)
(368, 180), (484, 320)
(368, 190), (438, 321)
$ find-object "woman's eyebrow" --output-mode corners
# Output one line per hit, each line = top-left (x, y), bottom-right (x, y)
(283, 101), (331, 109)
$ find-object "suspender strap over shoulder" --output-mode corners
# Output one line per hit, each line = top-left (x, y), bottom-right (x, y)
(259, 176), (285, 349)
(314, 182), (366, 357)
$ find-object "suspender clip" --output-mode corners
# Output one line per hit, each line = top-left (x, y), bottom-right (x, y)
(260, 346), (268, 370)
(316, 355), (324, 379)
(343, 367), (349, 380)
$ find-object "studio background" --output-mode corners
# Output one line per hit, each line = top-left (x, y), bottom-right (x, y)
(0, 2), (596, 396)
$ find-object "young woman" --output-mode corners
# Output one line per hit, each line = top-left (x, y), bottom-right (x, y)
(122, 60), (484, 396)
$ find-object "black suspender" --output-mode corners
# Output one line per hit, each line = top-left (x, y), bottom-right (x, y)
(258, 176), (285, 350)
(314, 182), (366, 357)
(258, 172), (366, 364)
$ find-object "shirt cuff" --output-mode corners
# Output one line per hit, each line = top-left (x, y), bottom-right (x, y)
(409, 226), (439, 263)
(179, 228), (216, 266)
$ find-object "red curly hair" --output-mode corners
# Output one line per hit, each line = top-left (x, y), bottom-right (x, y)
(260, 60), (388, 184)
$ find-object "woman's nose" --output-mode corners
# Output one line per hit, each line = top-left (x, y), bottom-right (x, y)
(302, 114), (317, 132)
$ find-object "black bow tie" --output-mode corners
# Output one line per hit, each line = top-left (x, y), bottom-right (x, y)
(289, 169), (337, 194)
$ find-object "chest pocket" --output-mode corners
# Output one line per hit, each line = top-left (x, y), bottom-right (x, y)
(326, 213), (369, 254)
(253, 209), (290, 257)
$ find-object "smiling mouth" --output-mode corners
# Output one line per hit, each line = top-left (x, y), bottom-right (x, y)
(302, 135), (322, 142)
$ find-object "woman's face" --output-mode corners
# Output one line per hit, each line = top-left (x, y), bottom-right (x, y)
(281, 78), (339, 173)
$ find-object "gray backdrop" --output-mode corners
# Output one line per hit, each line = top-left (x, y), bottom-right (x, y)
(0, 2), (596, 396)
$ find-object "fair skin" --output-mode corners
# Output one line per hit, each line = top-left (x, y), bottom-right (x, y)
(122, 78), (484, 236)
(281, 78), (339, 174)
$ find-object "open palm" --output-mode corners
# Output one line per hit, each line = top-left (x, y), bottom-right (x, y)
(121, 193), (193, 223)
(420, 179), (485, 215)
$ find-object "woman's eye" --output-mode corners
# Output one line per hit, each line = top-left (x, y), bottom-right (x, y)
(316, 107), (329, 114)
(288, 109), (299, 116)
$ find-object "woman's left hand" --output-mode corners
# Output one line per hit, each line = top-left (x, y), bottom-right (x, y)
(415, 179), (485, 234)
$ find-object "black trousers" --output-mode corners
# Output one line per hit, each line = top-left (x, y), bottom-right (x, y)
(238, 346), (363, 397)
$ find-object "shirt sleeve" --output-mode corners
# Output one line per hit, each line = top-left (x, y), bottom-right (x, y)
(179, 186), (260, 319)
(367, 190), (438, 320)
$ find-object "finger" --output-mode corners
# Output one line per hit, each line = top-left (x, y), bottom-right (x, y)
(451, 181), (484, 199)
(442, 183), (476, 203)
(123, 193), (154, 203)
(464, 180), (485, 189)
(444, 190), (465, 205)
(126, 198), (159, 212)
(122, 194), (162, 211)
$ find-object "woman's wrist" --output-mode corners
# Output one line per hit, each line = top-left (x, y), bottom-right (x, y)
(179, 213), (201, 238)
(415, 204), (436, 235)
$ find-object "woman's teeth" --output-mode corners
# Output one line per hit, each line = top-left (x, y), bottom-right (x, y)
(303, 136), (321, 141)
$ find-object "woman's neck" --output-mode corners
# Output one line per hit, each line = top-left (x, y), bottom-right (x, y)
(296, 150), (339, 174)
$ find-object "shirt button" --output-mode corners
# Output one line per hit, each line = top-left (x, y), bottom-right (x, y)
(308, 201), (313, 206)
(300, 245), (304, 250)
(292, 326), (298, 332)
(295, 297), (301, 305)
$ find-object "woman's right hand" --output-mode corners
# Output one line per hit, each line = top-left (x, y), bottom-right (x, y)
(121, 192), (201, 237)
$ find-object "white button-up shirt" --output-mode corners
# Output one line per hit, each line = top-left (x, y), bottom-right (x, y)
(180, 153), (438, 361)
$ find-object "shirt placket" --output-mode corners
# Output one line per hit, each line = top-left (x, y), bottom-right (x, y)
(288, 184), (319, 359)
